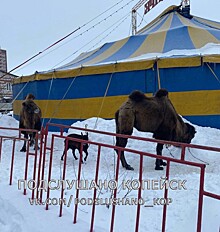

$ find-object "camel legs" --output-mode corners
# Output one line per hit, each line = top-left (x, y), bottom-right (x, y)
(20, 133), (28, 152)
(115, 137), (134, 170)
(155, 143), (167, 170)
(29, 133), (35, 147)
(30, 132), (40, 150)
(115, 109), (135, 170)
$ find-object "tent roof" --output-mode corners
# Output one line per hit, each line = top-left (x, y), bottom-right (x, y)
(14, 5), (220, 83)
(55, 5), (220, 71)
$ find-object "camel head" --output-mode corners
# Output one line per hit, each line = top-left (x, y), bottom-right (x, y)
(182, 122), (196, 144)
(174, 119), (196, 144)
(172, 114), (196, 144)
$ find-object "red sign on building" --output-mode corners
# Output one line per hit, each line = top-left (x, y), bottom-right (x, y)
(144, 0), (163, 14)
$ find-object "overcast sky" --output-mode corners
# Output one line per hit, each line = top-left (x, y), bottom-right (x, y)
(1, 0), (220, 76)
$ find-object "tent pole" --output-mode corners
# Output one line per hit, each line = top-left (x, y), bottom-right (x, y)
(156, 60), (161, 89)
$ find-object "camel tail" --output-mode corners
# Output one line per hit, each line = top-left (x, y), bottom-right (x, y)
(129, 90), (146, 102)
(154, 88), (168, 98)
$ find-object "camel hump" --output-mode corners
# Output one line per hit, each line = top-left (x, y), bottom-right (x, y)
(154, 88), (168, 98)
(25, 93), (35, 100)
(129, 90), (146, 102)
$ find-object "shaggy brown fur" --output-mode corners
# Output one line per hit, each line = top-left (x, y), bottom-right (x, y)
(19, 94), (42, 152)
(115, 89), (196, 170)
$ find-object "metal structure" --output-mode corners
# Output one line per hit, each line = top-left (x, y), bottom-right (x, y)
(131, 0), (163, 35)
(131, 0), (191, 35)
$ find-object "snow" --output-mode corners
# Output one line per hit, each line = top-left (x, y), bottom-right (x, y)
(121, 43), (220, 62)
(64, 43), (220, 69)
(0, 115), (219, 232)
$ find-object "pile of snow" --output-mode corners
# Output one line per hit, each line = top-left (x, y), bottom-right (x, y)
(0, 115), (219, 232)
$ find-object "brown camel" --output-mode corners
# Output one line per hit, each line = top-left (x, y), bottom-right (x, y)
(115, 89), (196, 170)
(19, 94), (42, 152)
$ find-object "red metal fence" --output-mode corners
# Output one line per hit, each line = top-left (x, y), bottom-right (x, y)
(0, 127), (44, 199)
(0, 124), (219, 232)
(42, 123), (220, 232)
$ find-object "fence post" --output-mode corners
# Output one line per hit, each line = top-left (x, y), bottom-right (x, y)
(162, 160), (170, 232)
(40, 126), (49, 201)
(110, 149), (121, 232)
(9, 139), (16, 185)
(90, 145), (101, 232)
(45, 134), (55, 210)
(36, 130), (44, 200)
(59, 137), (69, 217)
(0, 137), (3, 161)
(73, 142), (84, 223)
(23, 141), (30, 195)
(135, 153), (143, 232)
(197, 165), (205, 232)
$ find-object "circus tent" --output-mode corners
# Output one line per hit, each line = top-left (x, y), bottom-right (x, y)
(13, 5), (220, 129)
(55, 5), (220, 70)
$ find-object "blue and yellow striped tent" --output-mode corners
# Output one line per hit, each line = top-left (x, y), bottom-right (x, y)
(13, 5), (220, 129)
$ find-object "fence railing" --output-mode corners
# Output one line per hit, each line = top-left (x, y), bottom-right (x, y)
(42, 123), (220, 232)
(0, 124), (219, 232)
(0, 126), (43, 199)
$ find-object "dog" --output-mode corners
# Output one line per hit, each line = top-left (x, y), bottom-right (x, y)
(61, 133), (89, 162)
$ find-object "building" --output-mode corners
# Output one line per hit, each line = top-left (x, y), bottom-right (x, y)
(0, 49), (7, 72)
(0, 48), (17, 99)
(0, 48), (17, 112)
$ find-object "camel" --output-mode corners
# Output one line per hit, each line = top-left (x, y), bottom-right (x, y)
(19, 94), (42, 152)
(115, 89), (196, 170)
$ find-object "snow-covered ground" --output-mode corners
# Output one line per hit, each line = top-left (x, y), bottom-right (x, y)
(0, 115), (219, 232)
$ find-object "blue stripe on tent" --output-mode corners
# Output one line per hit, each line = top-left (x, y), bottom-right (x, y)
(184, 115), (220, 129)
(191, 18), (220, 40)
(159, 64), (220, 92)
(191, 17), (220, 30)
(99, 36), (147, 63)
(13, 70), (155, 100)
(139, 14), (170, 35)
(58, 42), (115, 70)
(13, 63), (220, 101)
(163, 14), (195, 52)
(57, 51), (97, 70)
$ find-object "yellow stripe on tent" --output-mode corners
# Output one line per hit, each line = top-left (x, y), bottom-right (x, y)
(158, 57), (201, 68)
(178, 13), (200, 27)
(178, 14), (220, 47)
(13, 90), (220, 119)
(83, 37), (130, 66)
(188, 27), (220, 48)
(170, 90), (220, 115)
(137, 12), (168, 35)
(13, 95), (130, 119)
(203, 55), (220, 63)
(130, 13), (173, 58)
(13, 55), (220, 85)
(13, 60), (155, 84)
(62, 47), (101, 67)
(137, 5), (178, 34)
(194, 16), (220, 30)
